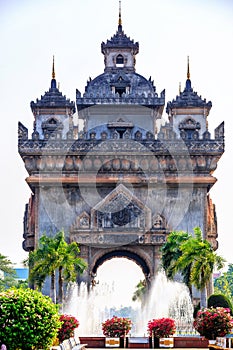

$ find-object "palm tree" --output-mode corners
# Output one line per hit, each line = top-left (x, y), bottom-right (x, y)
(56, 234), (87, 304)
(176, 227), (225, 308)
(27, 231), (87, 304)
(0, 253), (17, 291)
(28, 234), (60, 302)
(161, 231), (193, 294)
(132, 279), (147, 305)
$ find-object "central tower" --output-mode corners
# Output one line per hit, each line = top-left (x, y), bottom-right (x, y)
(18, 7), (224, 291)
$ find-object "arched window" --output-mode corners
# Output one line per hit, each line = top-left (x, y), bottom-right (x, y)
(116, 54), (124, 67)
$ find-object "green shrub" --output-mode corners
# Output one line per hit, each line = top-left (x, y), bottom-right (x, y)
(0, 288), (61, 350)
(208, 294), (233, 314)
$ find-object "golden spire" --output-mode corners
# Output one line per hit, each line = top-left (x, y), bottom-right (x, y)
(179, 82), (181, 94)
(187, 55), (190, 80)
(52, 55), (55, 79)
(118, 1), (122, 26)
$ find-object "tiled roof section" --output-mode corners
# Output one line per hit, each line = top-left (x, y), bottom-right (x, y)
(101, 24), (139, 54)
(83, 72), (157, 97)
(30, 78), (76, 113)
(76, 71), (165, 111)
(166, 78), (212, 112)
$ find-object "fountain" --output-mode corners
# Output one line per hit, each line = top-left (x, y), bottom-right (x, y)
(137, 272), (195, 335)
(64, 281), (125, 336)
(63, 271), (195, 337)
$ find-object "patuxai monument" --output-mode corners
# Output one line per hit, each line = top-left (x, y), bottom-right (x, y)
(18, 6), (224, 292)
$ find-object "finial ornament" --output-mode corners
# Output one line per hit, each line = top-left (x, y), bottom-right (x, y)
(118, 1), (122, 26)
(179, 82), (181, 94)
(187, 56), (190, 80)
(52, 55), (55, 79)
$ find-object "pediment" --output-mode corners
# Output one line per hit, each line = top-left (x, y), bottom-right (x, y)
(91, 184), (151, 230)
(111, 71), (130, 85)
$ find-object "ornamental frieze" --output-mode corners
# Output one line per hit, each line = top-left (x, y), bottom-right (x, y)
(22, 153), (221, 175)
(70, 232), (167, 246)
(18, 138), (224, 156)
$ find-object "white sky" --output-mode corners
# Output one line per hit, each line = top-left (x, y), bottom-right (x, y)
(0, 0), (233, 276)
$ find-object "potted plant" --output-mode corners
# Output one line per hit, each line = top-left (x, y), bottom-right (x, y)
(147, 318), (176, 348)
(102, 316), (132, 347)
(193, 307), (233, 342)
(58, 314), (80, 343)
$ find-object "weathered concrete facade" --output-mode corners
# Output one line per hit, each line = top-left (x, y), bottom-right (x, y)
(18, 12), (224, 289)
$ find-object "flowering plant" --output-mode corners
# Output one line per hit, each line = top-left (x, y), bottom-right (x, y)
(102, 316), (132, 337)
(147, 318), (176, 338)
(193, 307), (233, 340)
(57, 314), (80, 342)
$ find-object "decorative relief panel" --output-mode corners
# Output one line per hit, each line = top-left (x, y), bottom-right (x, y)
(151, 213), (167, 230)
(91, 184), (151, 231)
(206, 194), (218, 250)
(71, 211), (90, 231)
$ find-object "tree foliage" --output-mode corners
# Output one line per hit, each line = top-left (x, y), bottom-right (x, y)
(161, 231), (192, 288)
(161, 227), (225, 308)
(0, 253), (17, 291)
(27, 231), (87, 303)
(214, 263), (233, 301)
(0, 288), (60, 350)
(132, 279), (147, 304)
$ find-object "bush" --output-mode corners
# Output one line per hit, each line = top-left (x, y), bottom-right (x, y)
(147, 318), (176, 338)
(193, 307), (233, 340)
(102, 316), (132, 337)
(0, 288), (61, 350)
(208, 294), (233, 314)
(58, 314), (80, 342)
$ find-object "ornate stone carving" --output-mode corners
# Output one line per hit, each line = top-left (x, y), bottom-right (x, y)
(71, 211), (90, 230)
(18, 135), (224, 156)
(91, 184), (151, 231)
(206, 194), (218, 250)
(22, 194), (35, 251)
(18, 122), (28, 140)
(215, 121), (224, 140)
(18, 15), (225, 289)
(151, 214), (167, 230)
(179, 117), (201, 140)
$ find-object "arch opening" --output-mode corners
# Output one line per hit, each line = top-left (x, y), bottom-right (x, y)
(92, 250), (150, 277)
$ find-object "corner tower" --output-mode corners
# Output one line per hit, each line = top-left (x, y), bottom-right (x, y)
(166, 57), (212, 140)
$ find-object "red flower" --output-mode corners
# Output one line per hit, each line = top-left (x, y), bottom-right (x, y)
(193, 307), (233, 340)
(147, 318), (176, 338)
(58, 314), (80, 342)
(102, 316), (132, 337)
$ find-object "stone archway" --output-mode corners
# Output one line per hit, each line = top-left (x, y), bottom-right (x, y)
(91, 249), (150, 279)
(74, 244), (158, 290)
